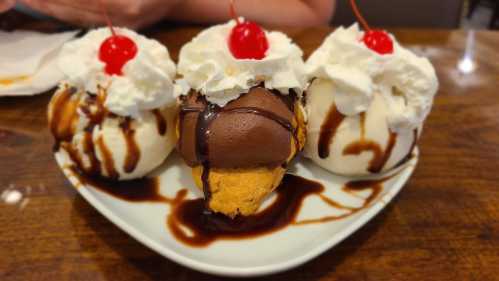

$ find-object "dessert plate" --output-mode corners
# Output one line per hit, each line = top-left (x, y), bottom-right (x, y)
(55, 150), (418, 277)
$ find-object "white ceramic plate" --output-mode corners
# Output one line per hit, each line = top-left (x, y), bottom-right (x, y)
(55, 150), (418, 277)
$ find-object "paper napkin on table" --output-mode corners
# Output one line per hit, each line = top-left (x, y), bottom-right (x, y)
(0, 30), (79, 96)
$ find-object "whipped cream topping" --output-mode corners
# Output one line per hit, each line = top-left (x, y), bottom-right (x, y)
(306, 24), (438, 131)
(176, 19), (307, 106)
(58, 27), (176, 117)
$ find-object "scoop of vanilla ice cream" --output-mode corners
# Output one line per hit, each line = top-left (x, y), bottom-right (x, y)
(49, 87), (177, 180)
(176, 19), (307, 106)
(51, 27), (178, 180)
(304, 79), (419, 175)
(306, 24), (438, 132)
(87, 108), (177, 180)
(304, 24), (437, 175)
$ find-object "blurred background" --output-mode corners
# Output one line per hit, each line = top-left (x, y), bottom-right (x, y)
(0, 0), (497, 30)
(332, 0), (497, 29)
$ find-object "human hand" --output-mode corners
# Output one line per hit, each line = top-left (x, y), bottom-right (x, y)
(19, 0), (181, 29)
(0, 0), (16, 13)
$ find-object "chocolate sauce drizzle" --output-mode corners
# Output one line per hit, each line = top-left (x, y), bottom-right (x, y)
(80, 91), (110, 175)
(167, 174), (323, 247)
(294, 175), (395, 225)
(223, 107), (294, 133)
(375, 132), (398, 172)
(120, 118), (140, 174)
(82, 130), (101, 175)
(50, 87), (79, 151)
(97, 135), (119, 179)
(394, 129), (418, 168)
(318, 104), (346, 159)
(168, 172), (392, 246)
(50, 86), (144, 179)
(68, 166), (179, 203)
(342, 112), (398, 173)
(194, 103), (221, 204)
(343, 132), (398, 173)
(272, 88), (296, 112)
(318, 103), (407, 173)
(68, 164), (396, 247)
(359, 112), (366, 138)
(152, 109), (167, 136)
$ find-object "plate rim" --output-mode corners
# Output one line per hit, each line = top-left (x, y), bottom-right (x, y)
(55, 150), (418, 277)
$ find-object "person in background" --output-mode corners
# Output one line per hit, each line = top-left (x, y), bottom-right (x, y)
(0, 0), (335, 28)
(0, 0), (15, 13)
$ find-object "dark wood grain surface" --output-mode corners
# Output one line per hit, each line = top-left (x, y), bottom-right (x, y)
(1, 22), (499, 280)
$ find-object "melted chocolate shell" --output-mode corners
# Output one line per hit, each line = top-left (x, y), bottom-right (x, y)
(178, 87), (297, 169)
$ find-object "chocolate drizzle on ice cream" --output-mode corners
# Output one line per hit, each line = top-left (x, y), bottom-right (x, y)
(343, 133), (397, 173)
(194, 103), (221, 204)
(317, 102), (403, 173)
(316, 101), (394, 170)
(120, 118), (140, 174)
(152, 109), (167, 136)
(48, 85), (163, 180)
(97, 135), (119, 179)
(342, 115), (398, 173)
(318, 104), (345, 159)
(50, 86), (79, 151)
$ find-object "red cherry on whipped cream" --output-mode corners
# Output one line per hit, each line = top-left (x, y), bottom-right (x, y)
(97, 0), (137, 75)
(228, 0), (268, 60)
(362, 30), (393, 55)
(99, 35), (137, 76)
(229, 21), (269, 60)
(350, 0), (393, 55)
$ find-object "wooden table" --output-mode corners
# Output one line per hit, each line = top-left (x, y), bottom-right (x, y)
(1, 22), (498, 280)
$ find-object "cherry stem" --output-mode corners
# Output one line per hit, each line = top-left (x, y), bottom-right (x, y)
(98, 0), (116, 36)
(349, 0), (370, 31)
(230, 0), (240, 24)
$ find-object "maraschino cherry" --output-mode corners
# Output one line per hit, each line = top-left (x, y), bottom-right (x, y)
(350, 0), (393, 55)
(228, 0), (268, 60)
(98, 0), (137, 75)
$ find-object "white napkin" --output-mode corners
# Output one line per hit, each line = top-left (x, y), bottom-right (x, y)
(0, 30), (79, 96)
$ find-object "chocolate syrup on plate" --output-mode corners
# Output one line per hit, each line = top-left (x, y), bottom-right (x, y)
(167, 174), (323, 247)
(295, 174), (395, 225)
(68, 165), (396, 247)
(69, 166), (167, 202)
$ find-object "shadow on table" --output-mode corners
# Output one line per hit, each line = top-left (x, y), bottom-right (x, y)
(71, 192), (398, 281)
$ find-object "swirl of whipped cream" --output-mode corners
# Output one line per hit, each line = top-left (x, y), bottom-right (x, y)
(306, 24), (438, 131)
(176, 19), (307, 106)
(58, 27), (176, 117)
